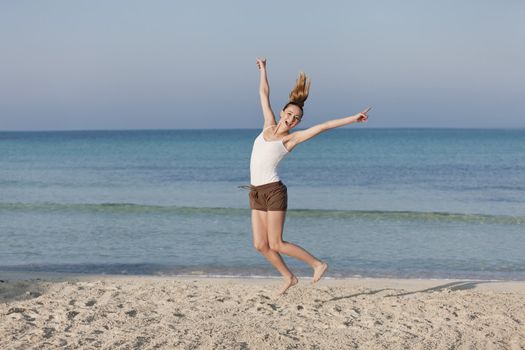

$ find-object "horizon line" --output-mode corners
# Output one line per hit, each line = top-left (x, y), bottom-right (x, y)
(1, 126), (525, 133)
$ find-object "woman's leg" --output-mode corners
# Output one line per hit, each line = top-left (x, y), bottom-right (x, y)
(251, 209), (298, 295)
(251, 209), (293, 278)
(267, 210), (328, 283)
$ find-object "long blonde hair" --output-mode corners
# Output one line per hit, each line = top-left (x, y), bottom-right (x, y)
(284, 71), (311, 111)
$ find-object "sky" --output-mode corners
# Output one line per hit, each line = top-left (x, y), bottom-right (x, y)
(1, 0), (524, 130)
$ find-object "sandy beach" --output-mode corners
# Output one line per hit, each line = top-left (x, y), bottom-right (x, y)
(1, 272), (524, 349)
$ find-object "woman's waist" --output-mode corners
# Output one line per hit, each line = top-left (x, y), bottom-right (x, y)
(238, 180), (285, 191)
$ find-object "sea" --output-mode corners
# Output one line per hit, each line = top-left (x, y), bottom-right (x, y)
(1, 128), (524, 280)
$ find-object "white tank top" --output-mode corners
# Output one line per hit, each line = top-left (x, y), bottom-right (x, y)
(250, 126), (290, 186)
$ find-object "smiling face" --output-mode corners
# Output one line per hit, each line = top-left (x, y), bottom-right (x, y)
(279, 104), (303, 131)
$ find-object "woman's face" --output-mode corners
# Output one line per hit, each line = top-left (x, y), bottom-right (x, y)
(280, 105), (303, 131)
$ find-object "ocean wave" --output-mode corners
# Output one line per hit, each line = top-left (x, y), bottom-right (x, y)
(1, 202), (524, 224)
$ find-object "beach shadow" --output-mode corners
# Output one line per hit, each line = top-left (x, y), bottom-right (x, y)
(385, 280), (498, 297)
(317, 280), (498, 304)
(0, 270), (81, 303)
(0, 279), (49, 303)
(319, 288), (395, 305)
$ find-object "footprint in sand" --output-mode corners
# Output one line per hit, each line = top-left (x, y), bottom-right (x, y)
(6, 307), (26, 315)
(126, 309), (138, 317)
(43, 327), (55, 338)
(67, 311), (80, 320)
(133, 336), (149, 349)
(267, 303), (278, 311)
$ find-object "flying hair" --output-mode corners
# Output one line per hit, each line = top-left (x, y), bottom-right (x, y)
(284, 71), (311, 111)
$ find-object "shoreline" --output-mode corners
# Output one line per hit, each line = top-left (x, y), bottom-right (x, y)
(3, 268), (525, 282)
(3, 269), (525, 298)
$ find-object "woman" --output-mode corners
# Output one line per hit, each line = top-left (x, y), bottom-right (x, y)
(248, 57), (370, 296)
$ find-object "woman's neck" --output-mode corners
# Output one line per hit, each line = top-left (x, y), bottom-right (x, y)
(272, 122), (289, 137)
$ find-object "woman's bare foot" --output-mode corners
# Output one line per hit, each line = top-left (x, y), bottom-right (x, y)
(312, 261), (328, 284)
(275, 275), (298, 297)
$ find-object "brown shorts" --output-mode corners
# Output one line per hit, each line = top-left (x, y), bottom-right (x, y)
(248, 181), (288, 211)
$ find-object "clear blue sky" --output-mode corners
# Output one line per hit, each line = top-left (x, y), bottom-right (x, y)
(1, 0), (524, 130)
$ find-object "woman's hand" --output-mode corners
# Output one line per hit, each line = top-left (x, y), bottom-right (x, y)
(354, 107), (371, 123)
(256, 57), (267, 70)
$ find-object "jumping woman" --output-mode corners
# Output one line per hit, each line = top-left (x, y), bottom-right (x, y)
(248, 57), (370, 296)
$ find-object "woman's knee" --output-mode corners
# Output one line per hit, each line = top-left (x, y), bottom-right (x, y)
(269, 241), (283, 252)
(254, 241), (270, 253)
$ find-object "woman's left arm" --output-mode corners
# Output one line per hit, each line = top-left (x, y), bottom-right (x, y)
(289, 107), (370, 149)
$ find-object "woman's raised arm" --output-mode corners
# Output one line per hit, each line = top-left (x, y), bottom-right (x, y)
(256, 57), (277, 128)
(288, 107), (371, 149)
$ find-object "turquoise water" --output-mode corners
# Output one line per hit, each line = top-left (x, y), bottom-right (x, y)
(1, 129), (524, 279)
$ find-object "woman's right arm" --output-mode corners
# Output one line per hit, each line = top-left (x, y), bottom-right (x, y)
(256, 57), (277, 128)
(286, 108), (370, 151)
